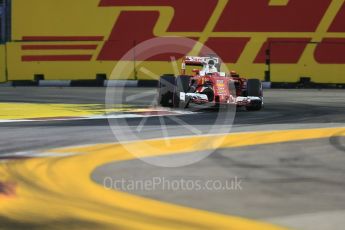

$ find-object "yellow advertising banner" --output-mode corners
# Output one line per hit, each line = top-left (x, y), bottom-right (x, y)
(6, 0), (345, 83)
(0, 45), (6, 83)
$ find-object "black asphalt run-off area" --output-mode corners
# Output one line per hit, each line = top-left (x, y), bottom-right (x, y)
(1, 87), (345, 229)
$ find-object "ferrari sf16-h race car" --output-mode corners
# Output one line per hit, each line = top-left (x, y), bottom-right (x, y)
(157, 56), (263, 111)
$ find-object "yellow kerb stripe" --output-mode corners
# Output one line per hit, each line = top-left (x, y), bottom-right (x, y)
(1, 127), (344, 229)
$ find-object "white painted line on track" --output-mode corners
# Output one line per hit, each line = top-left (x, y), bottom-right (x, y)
(0, 110), (198, 123)
(0, 151), (79, 159)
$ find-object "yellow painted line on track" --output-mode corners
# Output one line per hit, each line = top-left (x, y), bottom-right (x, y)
(50, 126), (345, 160)
(0, 103), (167, 120)
(0, 103), (126, 120)
(1, 127), (344, 229)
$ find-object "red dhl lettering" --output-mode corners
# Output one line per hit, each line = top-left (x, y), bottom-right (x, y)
(254, 38), (312, 64)
(329, 2), (345, 32)
(215, 0), (332, 32)
(98, 0), (217, 32)
(22, 0), (345, 64)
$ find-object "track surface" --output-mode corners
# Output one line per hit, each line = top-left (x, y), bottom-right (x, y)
(93, 137), (345, 230)
(0, 87), (344, 154)
(1, 87), (345, 229)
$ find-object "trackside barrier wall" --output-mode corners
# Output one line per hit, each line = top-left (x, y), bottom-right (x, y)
(5, 0), (345, 83)
(0, 45), (6, 83)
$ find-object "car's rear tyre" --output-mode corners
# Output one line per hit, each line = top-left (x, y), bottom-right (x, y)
(246, 79), (263, 111)
(157, 74), (175, 107)
(173, 75), (191, 108)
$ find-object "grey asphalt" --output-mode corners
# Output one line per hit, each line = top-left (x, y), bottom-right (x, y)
(1, 87), (345, 229)
(92, 137), (345, 229)
(0, 87), (344, 154)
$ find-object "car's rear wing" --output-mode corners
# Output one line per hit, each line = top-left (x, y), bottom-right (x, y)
(181, 56), (220, 74)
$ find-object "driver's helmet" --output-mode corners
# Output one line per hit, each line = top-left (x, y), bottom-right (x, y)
(230, 70), (239, 77)
(208, 60), (215, 68)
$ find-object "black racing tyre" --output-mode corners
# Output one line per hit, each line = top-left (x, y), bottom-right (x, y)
(246, 79), (263, 111)
(173, 75), (192, 108)
(247, 79), (262, 97)
(157, 74), (175, 107)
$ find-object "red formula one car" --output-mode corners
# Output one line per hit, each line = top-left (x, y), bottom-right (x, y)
(157, 56), (263, 111)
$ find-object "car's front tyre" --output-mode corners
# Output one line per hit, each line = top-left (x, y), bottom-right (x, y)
(246, 79), (263, 111)
(157, 74), (176, 107)
(173, 75), (192, 109)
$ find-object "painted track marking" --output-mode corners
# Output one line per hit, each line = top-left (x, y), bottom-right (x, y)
(1, 127), (344, 229)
